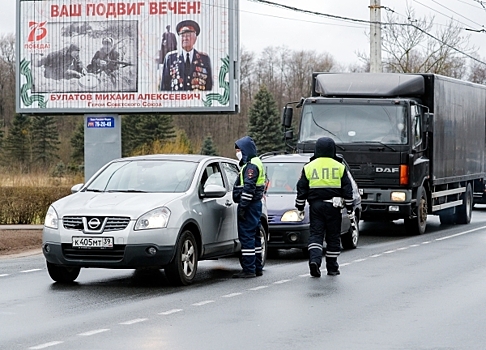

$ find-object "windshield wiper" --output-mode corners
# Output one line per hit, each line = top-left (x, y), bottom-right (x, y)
(351, 141), (397, 152)
(106, 189), (147, 193)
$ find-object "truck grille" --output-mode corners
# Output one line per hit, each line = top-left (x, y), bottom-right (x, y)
(63, 216), (131, 232)
(62, 243), (126, 261)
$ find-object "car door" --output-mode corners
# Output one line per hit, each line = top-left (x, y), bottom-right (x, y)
(221, 161), (239, 239)
(197, 161), (234, 257)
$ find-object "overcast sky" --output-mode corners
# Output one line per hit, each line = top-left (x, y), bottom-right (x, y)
(5, 0), (486, 69)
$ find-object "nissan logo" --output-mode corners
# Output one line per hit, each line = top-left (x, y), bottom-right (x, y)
(88, 218), (101, 230)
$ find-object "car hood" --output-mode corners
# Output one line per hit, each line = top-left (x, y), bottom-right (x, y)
(266, 193), (302, 213)
(52, 192), (185, 218)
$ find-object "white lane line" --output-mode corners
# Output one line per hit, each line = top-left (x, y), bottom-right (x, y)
(249, 285), (269, 290)
(422, 241), (431, 245)
(436, 225), (486, 240)
(351, 259), (367, 263)
(21, 269), (42, 273)
(340, 262), (351, 267)
(397, 247), (408, 251)
(78, 329), (110, 336)
(384, 250), (396, 254)
(119, 318), (148, 325)
(370, 254), (382, 258)
(409, 244), (420, 248)
(222, 292), (242, 298)
(192, 300), (215, 306)
(0, 274), (9, 277)
(29, 341), (64, 349)
(159, 309), (183, 315)
(298, 274), (309, 278)
(274, 279), (290, 284)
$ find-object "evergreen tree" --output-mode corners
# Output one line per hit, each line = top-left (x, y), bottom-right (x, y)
(31, 115), (60, 168)
(247, 85), (285, 154)
(3, 114), (31, 169)
(200, 135), (218, 155)
(70, 121), (84, 165)
(122, 114), (176, 155)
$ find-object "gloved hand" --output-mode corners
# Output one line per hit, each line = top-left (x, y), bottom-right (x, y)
(238, 207), (246, 221)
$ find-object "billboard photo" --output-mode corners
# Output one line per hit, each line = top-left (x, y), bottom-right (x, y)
(16, 0), (239, 114)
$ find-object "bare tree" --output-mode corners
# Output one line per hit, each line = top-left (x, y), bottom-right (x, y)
(0, 33), (16, 127)
(382, 8), (475, 78)
(469, 57), (486, 84)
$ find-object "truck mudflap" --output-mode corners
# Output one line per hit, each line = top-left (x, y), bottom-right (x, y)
(360, 188), (413, 220)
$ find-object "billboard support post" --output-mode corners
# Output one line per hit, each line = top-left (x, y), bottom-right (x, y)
(84, 114), (121, 181)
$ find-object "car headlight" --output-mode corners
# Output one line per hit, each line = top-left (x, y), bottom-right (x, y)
(44, 206), (59, 229)
(391, 191), (406, 202)
(135, 207), (171, 230)
(281, 209), (304, 222)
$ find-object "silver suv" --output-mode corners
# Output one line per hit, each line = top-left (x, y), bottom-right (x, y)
(43, 154), (268, 285)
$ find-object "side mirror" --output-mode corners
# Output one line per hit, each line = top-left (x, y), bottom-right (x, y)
(282, 107), (293, 128)
(203, 184), (227, 198)
(71, 183), (84, 193)
(285, 130), (293, 140)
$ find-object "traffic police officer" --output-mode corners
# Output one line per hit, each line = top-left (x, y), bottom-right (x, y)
(232, 136), (266, 278)
(295, 137), (354, 277)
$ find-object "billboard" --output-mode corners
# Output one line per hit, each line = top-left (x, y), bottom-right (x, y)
(16, 0), (239, 114)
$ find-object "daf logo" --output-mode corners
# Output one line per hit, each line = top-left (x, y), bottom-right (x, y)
(88, 218), (101, 229)
(376, 167), (399, 173)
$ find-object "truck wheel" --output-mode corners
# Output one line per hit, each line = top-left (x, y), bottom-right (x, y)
(341, 214), (359, 249)
(165, 230), (198, 286)
(404, 187), (427, 235)
(456, 183), (473, 224)
(439, 208), (456, 225)
(46, 261), (80, 283)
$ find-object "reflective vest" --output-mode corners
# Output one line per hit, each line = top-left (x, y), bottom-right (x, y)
(240, 157), (266, 186)
(304, 158), (344, 189)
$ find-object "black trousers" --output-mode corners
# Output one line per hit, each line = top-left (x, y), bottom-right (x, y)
(308, 201), (342, 270)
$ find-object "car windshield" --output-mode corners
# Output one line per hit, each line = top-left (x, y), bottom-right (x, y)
(85, 160), (198, 193)
(264, 162), (304, 194)
(299, 103), (408, 144)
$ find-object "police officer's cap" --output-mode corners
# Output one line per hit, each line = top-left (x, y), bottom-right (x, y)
(176, 20), (200, 36)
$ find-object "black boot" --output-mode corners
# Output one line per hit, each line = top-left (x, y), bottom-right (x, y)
(326, 257), (340, 276)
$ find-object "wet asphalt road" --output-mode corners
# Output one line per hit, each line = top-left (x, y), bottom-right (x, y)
(2, 208), (486, 349)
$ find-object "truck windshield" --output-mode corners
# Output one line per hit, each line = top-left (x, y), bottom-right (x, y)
(300, 103), (408, 144)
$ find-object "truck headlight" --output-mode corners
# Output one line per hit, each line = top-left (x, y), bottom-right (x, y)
(391, 192), (406, 202)
(281, 210), (304, 222)
(135, 207), (171, 230)
(44, 206), (59, 229)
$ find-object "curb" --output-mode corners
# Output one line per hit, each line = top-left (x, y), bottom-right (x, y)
(0, 225), (44, 230)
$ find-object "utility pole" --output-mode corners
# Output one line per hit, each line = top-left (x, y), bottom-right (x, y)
(369, 0), (382, 73)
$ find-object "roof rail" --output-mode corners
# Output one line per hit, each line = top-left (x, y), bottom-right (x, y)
(259, 150), (291, 159)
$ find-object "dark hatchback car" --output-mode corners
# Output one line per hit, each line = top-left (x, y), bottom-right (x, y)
(262, 153), (361, 255)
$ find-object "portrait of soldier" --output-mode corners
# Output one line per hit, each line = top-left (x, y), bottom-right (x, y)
(160, 25), (177, 64)
(36, 44), (87, 80)
(160, 20), (213, 91)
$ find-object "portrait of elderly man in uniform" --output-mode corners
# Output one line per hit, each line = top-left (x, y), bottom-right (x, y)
(160, 20), (213, 91)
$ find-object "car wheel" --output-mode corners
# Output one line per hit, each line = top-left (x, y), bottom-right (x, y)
(341, 214), (359, 249)
(165, 230), (198, 286)
(46, 261), (80, 283)
(259, 225), (268, 268)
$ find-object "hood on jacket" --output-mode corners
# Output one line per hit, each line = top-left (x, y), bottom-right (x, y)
(311, 137), (336, 160)
(235, 136), (257, 164)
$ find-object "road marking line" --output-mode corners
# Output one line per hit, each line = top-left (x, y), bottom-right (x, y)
(21, 269), (42, 273)
(192, 300), (215, 306)
(0, 274), (9, 277)
(422, 241), (431, 244)
(29, 341), (64, 349)
(436, 225), (486, 240)
(298, 274), (309, 277)
(274, 279), (290, 284)
(119, 318), (148, 325)
(159, 309), (183, 315)
(249, 285), (269, 290)
(384, 250), (396, 254)
(409, 244), (420, 248)
(78, 329), (110, 336)
(397, 247), (408, 251)
(370, 254), (382, 258)
(222, 292), (242, 298)
(351, 259), (366, 263)
(340, 262), (351, 267)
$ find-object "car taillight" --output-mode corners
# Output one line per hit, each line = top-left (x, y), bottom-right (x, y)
(400, 165), (409, 185)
